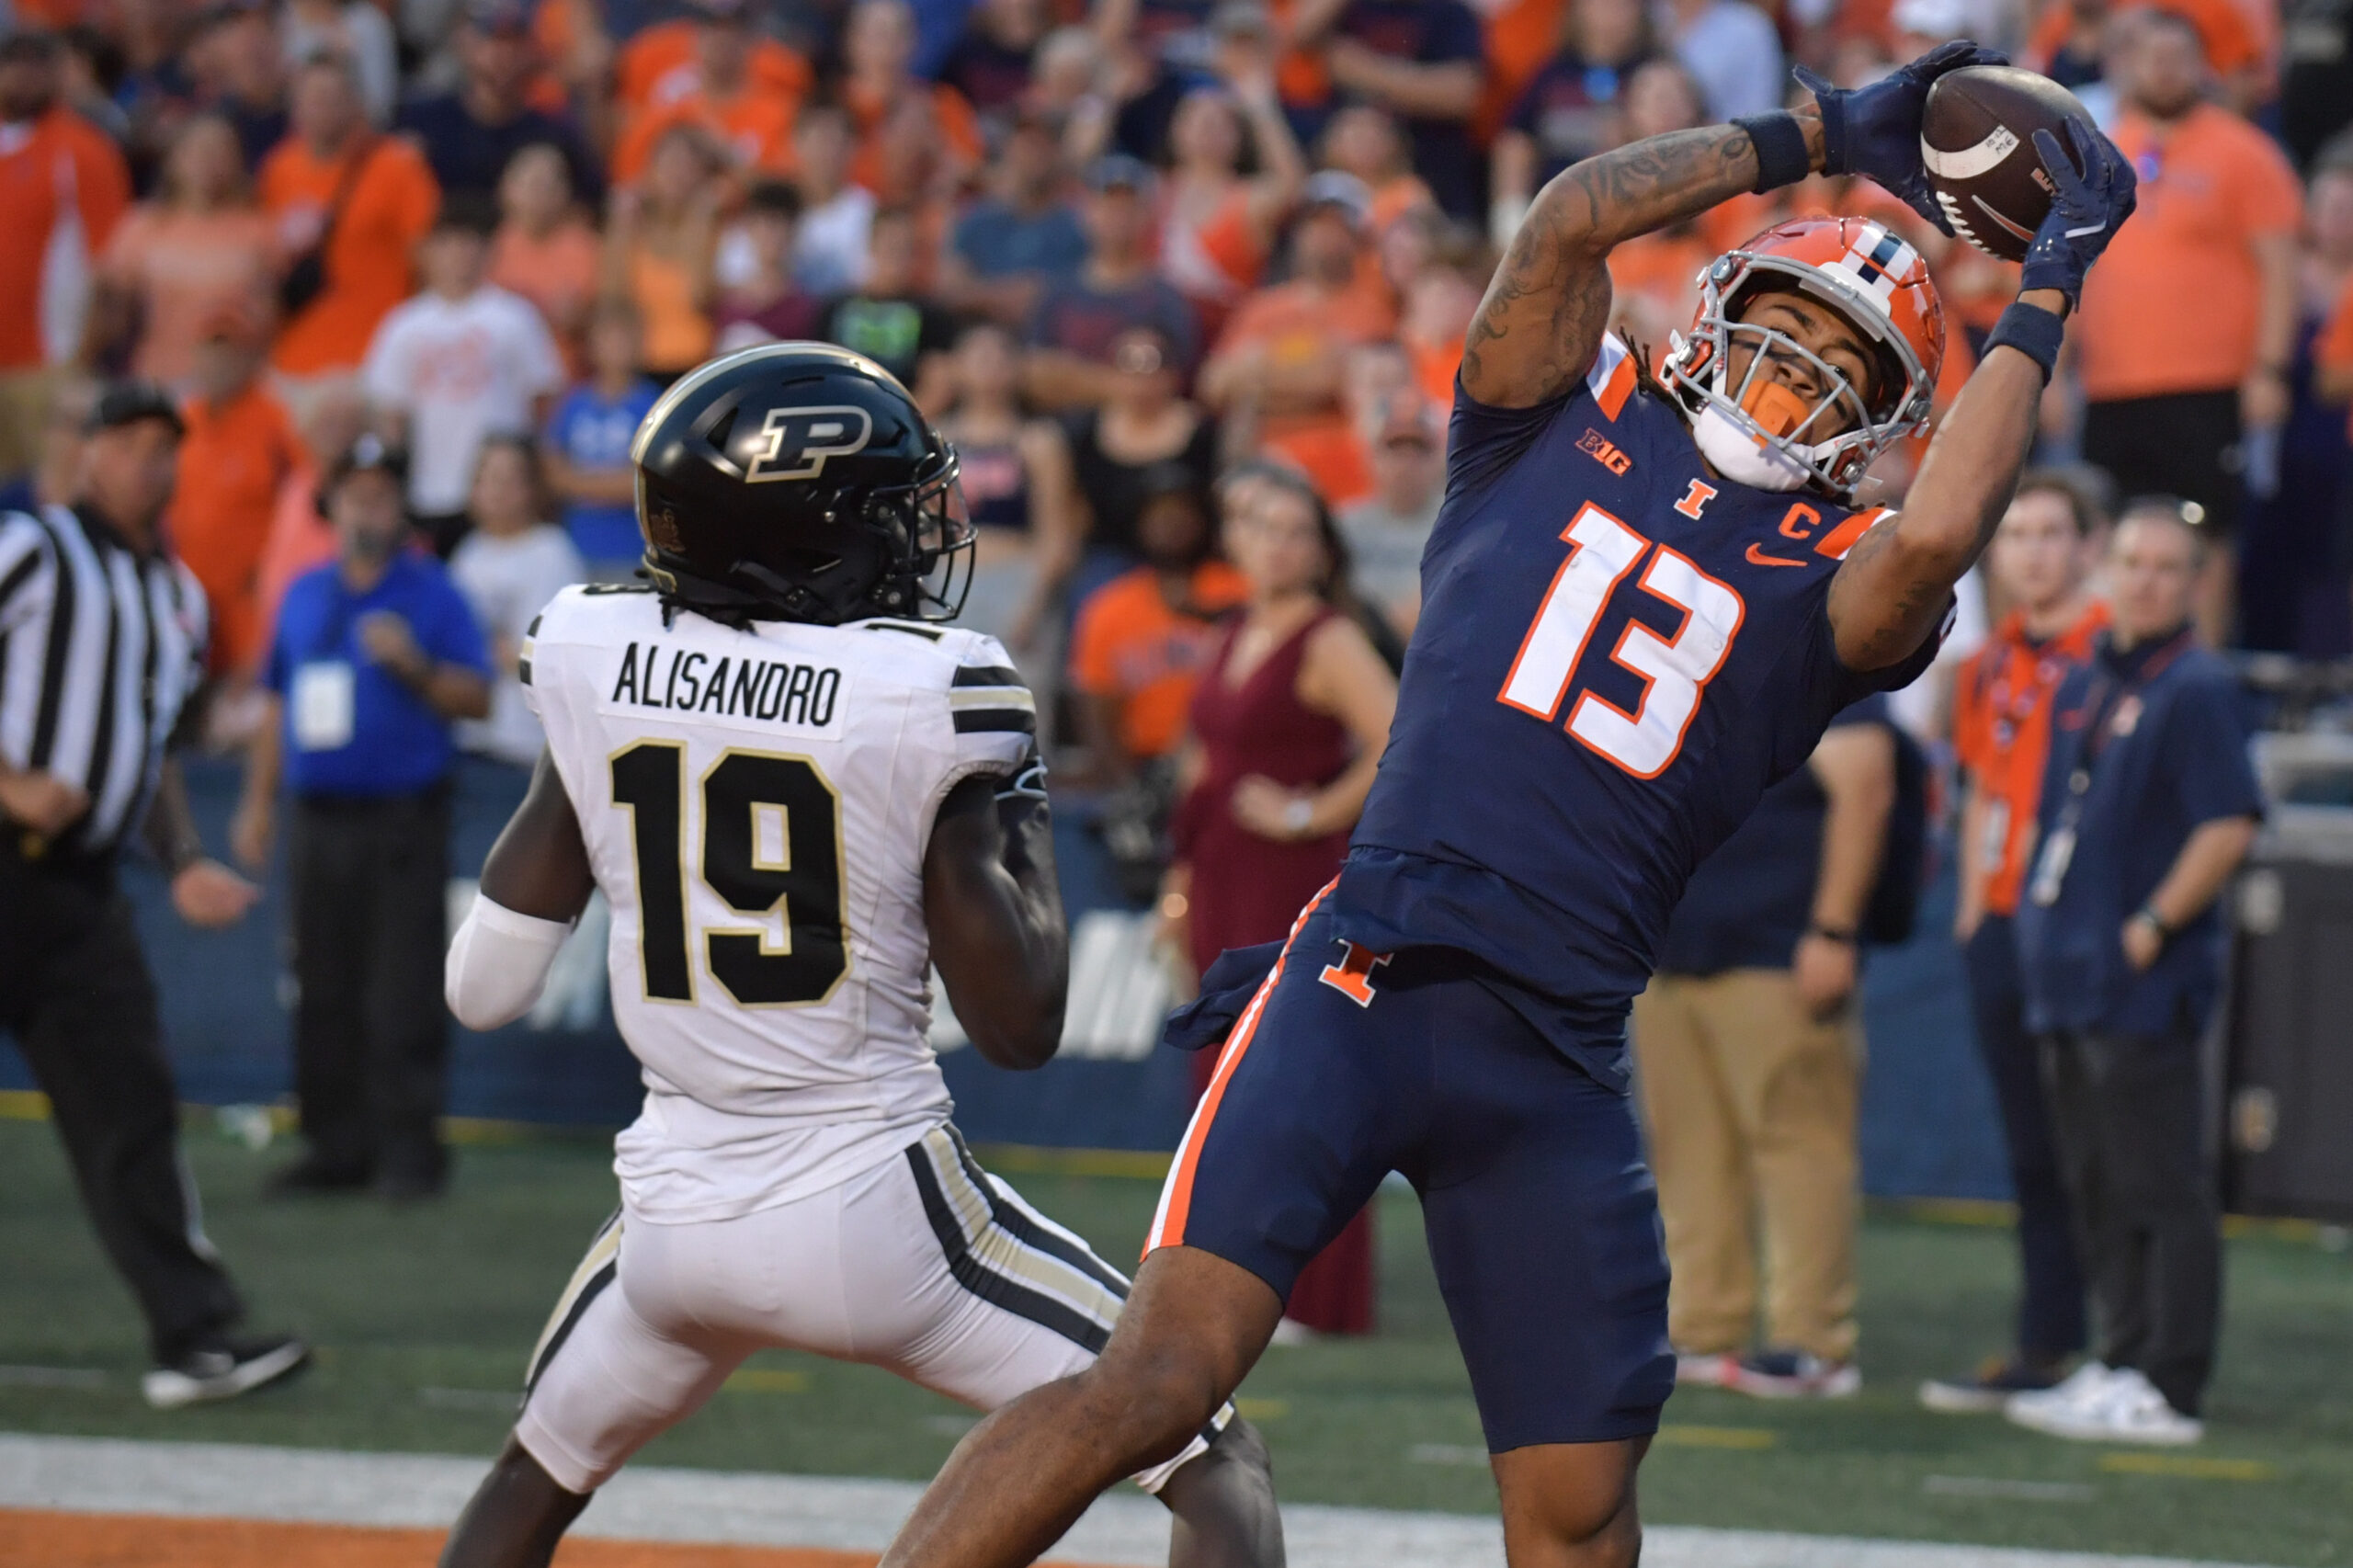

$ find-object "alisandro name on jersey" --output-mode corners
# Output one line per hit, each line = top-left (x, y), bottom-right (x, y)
(608, 641), (844, 726)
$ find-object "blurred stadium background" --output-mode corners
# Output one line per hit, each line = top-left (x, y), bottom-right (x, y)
(4, 0), (2353, 1557)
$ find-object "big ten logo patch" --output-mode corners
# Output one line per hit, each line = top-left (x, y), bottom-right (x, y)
(745, 406), (875, 483)
(1577, 428), (1632, 476)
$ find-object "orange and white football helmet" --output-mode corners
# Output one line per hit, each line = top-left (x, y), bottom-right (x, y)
(1659, 216), (1946, 502)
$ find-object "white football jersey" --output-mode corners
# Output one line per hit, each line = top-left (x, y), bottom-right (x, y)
(523, 585), (1035, 1221)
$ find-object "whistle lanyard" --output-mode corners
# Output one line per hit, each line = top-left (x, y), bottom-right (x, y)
(2026, 629), (2194, 908)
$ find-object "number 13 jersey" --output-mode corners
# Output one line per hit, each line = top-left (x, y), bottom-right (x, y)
(1336, 338), (1940, 1086)
(523, 585), (1035, 1221)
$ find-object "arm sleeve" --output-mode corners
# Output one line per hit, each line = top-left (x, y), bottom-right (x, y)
(446, 891), (574, 1030)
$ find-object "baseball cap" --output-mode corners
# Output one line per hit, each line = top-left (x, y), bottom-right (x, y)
(325, 431), (409, 490)
(1085, 153), (1155, 194)
(1299, 169), (1372, 231)
(463, 0), (534, 36)
(86, 381), (186, 438)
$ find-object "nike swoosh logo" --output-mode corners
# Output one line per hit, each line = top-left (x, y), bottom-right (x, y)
(1746, 543), (1807, 568)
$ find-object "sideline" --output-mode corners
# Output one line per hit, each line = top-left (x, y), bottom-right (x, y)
(0, 1433), (2280, 1568)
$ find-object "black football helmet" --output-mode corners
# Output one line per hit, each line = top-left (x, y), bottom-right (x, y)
(630, 343), (973, 626)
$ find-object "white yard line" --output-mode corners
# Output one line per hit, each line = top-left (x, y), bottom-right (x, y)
(0, 1432), (2277, 1568)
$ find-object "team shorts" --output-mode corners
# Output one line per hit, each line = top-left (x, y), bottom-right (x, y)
(517, 1125), (1230, 1494)
(1147, 894), (1675, 1452)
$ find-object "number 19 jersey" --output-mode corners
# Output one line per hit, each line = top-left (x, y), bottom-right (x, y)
(522, 585), (1035, 1221)
(1336, 339), (1939, 1085)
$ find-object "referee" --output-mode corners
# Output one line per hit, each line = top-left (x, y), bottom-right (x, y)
(0, 382), (308, 1408)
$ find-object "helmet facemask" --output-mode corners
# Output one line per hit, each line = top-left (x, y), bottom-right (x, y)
(1663, 249), (1935, 501)
(867, 449), (976, 623)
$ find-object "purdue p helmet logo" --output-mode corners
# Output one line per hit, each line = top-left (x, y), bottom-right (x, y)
(745, 405), (875, 483)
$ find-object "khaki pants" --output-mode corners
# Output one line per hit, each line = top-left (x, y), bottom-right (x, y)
(1631, 968), (1861, 1362)
(0, 366), (60, 483)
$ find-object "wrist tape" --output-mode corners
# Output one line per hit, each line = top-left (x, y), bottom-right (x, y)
(1733, 111), (1811, 193)
(1984, 299), (2067, 382)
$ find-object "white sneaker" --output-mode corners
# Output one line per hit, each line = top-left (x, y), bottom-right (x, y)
(2004, 1360), (2116, 1424)
(2007, 1366), (2204, 1446)
(142, 1335), (310, 1410)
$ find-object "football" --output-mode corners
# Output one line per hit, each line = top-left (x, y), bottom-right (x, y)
(1919, 65), (2093, 262)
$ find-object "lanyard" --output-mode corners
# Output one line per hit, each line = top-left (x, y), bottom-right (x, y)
(2026, 629), (2193, 907)
(2070, 629), (2193, 787)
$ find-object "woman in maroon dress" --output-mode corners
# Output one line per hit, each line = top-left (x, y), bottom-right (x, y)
(1163, 472), (1397, 1337)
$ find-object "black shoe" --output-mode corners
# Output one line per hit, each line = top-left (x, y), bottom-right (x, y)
(264, 1153), (373, 1197)
(142, 1335), (311, 1409)
(1919, 1353), (2075, 1414)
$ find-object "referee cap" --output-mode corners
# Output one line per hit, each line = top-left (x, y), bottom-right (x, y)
(86, 381), (186, 439)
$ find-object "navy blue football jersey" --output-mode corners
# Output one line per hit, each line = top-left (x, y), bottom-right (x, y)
(1333, 335), (1938, 1078)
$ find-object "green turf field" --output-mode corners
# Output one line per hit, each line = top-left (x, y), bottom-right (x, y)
(1, 1113), (2347, 1564)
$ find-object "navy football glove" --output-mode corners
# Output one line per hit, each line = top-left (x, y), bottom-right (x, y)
(1795, 40), (2008, 234)
(2018, 118), (2137, 310)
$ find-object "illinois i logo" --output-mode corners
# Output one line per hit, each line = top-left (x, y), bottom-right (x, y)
(745, 406), (875, 483)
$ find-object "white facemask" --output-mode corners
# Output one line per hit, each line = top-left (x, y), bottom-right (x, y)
(1690, 402), (1814, 494)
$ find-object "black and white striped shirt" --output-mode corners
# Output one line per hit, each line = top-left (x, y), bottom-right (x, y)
(0, 505), (209, 859)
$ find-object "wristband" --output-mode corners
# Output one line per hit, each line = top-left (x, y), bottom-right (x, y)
(1984, 300), (2066, 383)
(2132, 905), (2171, 939)
(1733, 111), (1812, 194)
(1808, 923), (1858, 946)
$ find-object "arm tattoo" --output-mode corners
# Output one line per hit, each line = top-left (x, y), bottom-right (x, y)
(1462, 126), (1764, 407)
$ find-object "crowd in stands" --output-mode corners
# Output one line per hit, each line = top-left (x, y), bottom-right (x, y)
(1, 0), (2350, 1328)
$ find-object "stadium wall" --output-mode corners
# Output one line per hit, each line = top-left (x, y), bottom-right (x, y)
(0, 757), (2010, 1200)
